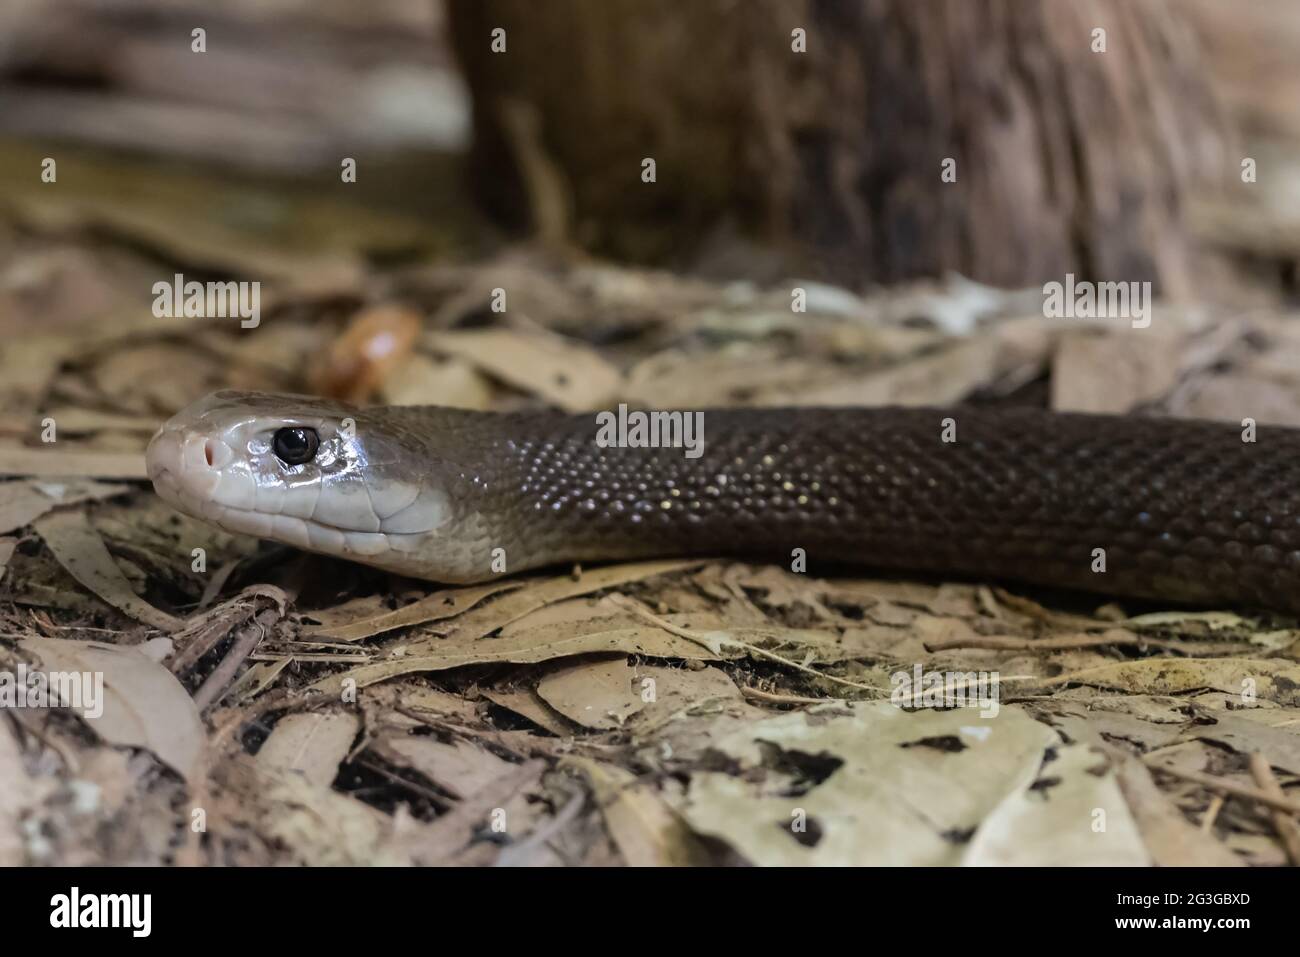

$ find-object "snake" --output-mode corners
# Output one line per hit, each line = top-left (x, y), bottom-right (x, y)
(145, 390), (1300, 613)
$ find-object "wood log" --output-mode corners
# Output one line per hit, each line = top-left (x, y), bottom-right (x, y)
(448, 0), (1230, 292)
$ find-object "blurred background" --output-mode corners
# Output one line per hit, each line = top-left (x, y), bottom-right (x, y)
(3, 0), (1300, 429)
(0, 0), (1297, 271)
(2, 0), (1300, 430)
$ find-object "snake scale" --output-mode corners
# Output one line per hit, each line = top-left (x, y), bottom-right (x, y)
(146, 390), (1300, 613)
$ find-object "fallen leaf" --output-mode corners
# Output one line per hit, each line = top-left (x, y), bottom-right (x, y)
(33, 508), (182, 631)
(301, 581), (521, 642)
(402, 758), (547, 865)
(0, 447), (148, 479)
(481, 687), (574, 736)
(1051, 330), (1185, 414)
(1123, 610), (1252, 632)
(775, 335), (1003, 406)
(1111, 750), (1242, 866)
(426, 328), (622, 412)
(565, 757), (710, 866)
(309, 610), (728, 695)
(392, 559), (707, 654)
(375, 734), (518, 801)
(536, 656), (644, 730)
(255, 712), (360, 788)
(220, 759), (411, 866)
(629, 663), (743, 729)
(0, 479), (131, 534)
(19, 636), (205, 784)
(225, 658), (292, 703)
(682, 702), (1070, 865)
(1043, 657), (1300, 705)
(961, 740), (1149, 865)
(1185, 710), (1300, 777)
(0, 721), (45, 865)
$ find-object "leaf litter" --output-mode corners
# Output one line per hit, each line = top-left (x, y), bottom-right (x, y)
(3, 180), (1300, 866)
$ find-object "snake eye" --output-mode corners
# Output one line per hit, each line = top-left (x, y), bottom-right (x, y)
(271, 427), (319, 466)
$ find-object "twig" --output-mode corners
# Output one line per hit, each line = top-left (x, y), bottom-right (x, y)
(410, 759), (547, 865)
(192, 607), (280, 711)
(197, 558), (242, 610)
(1248, 752), (1300, 865)
(608, 594), (887, 697)
(1143, 756), (1300, 816)
(355, 756), (453, 812)
(1199, 795), (1224, 833)
(741, 686), (837, 706)
(208, 688), (297, 754)
(493, 784), (586, 867)
(4, 710), (79, 774)
(923, 631), (1228, 654)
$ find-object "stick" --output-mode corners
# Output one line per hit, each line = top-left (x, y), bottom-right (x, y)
(1143, 756), (1300, 816)
(1247, 752), (1300, 865)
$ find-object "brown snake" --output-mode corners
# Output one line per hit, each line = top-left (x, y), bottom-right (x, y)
(146, 390), (1300, 613)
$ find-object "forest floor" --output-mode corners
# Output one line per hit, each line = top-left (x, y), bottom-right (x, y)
(4, 131), (1300, 865)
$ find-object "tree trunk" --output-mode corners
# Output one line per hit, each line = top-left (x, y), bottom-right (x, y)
(447, 0), (1229, 293)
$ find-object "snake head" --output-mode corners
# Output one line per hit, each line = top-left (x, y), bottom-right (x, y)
(146, 390), (454, 562)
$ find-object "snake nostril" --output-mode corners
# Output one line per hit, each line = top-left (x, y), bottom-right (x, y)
(201, 437), (233, 469)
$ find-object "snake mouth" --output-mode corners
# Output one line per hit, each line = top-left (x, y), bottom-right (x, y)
(147, 425), (421, 559)
(151, 460), (414, 559)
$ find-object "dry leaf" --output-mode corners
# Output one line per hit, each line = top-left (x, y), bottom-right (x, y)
(301, 581), (521, 642)
(33, 508), (182, 632)
(309, 611), (728, 695)
(481, 687), (574, 736)
(221, 760), (411, 866)
(1185, 710), (1300, 777)
(629, 663), (743, 728)
(376, 734), (518, 801)
(1044, 657), (1300, 704)
(0, 479), (131, 534)
(0, 537), (14, 583)
(0, 721), (45, 865)
(225, 658), (293, 703)
(961, 740), (1149, 865)
(379, 354), (494, 410)
(0, 447), (148, 479)
(536, 656), (644, 729)
(426, 328), (622, 411)
(1111, 750), (1242, 867)
(255, 712), (360, 788)
(1051, 331), (1185, 414)
(19, 636), (205, 784)
(565, 757), (710, 867)
(682, 703), (1073, 865)
(393, 559), (706, 654)
(776, 335), (1002, 406)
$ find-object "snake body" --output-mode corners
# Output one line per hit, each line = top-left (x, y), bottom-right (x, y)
(146, 391), (1300, 612)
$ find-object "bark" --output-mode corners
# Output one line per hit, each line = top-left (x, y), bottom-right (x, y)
(448, 0), (1229, 293)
